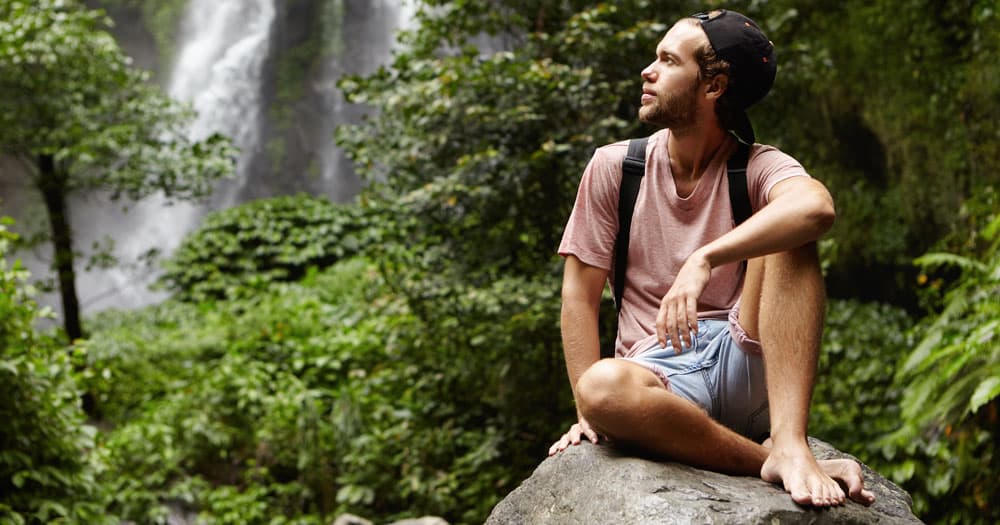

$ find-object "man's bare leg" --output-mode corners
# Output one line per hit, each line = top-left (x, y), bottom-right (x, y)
(573, 358), (875, 505)
(739, 242), (874, 506)
(575, 358), (766, 474)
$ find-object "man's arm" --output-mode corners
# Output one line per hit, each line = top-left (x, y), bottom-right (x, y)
(656, 176), (835, 350)
(548, 254), (609, 454)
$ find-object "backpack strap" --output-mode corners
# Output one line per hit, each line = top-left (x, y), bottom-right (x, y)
(613, 137), (648, 312)
(727, 142), (752, 226)
(613, 139), (753, 314)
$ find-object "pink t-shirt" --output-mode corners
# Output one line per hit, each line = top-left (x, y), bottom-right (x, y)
(558, 129), (809, 357)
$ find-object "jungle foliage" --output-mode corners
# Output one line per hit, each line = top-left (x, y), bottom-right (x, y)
(159, 196), (374, 302)
(0, 219), (114, 524)
(0, 0), (235, 341)
(1, 0), (999, 524)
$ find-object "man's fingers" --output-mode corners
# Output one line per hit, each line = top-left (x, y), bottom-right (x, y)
(666, 301), (681, 353)
(679, 307), (691, 349)
(658, 294), (702, 352)
(686, 296), (698, 339)
(579, 420), (599, 443)
(569, 423), (583, 445)
(549, 420), (601, 456)
(656, 302), (668, 347)
(548, 434), (569, 456)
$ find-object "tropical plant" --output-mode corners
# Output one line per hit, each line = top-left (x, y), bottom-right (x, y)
(0, 216), (115, 524)
(0, 0), (234, 340)
(810, 299), (913, 468)
(86, 257), (548, 524)
(884, 188), (1000, 523)
(159, 195), (374, 302)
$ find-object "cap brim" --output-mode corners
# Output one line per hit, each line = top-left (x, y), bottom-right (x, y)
(730, 110), (755, 145)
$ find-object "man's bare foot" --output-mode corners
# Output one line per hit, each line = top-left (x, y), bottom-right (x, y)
(818, 457), (876, 505)
(761, 438), (876, 506)
(759, 438), (874, 507)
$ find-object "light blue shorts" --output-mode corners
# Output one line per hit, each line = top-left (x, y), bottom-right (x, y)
(623, 319), (770, 441)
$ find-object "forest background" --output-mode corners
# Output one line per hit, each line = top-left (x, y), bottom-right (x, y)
(1, 0), (998, 524)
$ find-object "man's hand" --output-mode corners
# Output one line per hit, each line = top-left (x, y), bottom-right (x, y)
(548, 416), (600, 456)
(656, 250), (711, 352)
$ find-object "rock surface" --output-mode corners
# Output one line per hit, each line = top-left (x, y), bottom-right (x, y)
(330, 514), (449, 525)
(486, 438), (923, 524)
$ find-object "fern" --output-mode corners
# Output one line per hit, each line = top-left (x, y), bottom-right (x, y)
(889, 211), (1000, 523)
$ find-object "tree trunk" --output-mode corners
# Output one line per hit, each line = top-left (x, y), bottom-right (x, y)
(37, 153), (83, 341)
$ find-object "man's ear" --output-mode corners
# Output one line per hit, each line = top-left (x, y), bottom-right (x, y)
(705, 74), (728, 101)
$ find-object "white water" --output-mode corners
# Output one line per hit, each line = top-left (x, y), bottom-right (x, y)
(169, 0), (277, 206)
(3, 0), (413, 317)
(315, 0), (416, 200)
(69, 0), (278, 313)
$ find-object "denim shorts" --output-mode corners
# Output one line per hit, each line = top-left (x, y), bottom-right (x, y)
(623, 319), (770, 441)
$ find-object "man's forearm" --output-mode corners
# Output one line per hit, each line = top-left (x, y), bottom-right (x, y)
(560, 298), (602, 405)
(699, 178), (835, 269)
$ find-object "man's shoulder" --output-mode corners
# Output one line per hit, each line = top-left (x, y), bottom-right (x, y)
(592, 138), (630, 163)
(749, 142), (802, 165)
(592, 129), (666, 165)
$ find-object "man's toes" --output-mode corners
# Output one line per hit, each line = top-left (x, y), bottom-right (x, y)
(809, 476), (843, 507)
(831, 484), (846, 505)
(850, 487), (876, 505)
(789, 485), (813, 506)
(839, 461), (875, 505)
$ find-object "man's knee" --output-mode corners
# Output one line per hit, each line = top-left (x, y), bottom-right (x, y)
(576, 359), (641, 422)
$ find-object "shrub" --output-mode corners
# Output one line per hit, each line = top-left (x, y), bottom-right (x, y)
(811, 299), (914, 467)
(88, 257), (556, 524)
(886, 194), (1000, 524)
(159, 195), (373, 302)
(0, 217), (114, 524)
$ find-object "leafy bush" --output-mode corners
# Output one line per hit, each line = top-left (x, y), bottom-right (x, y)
(0, 217), (114, 524)
(884, 192), (1000, 524)
(811, 299), (914, 466)
(87, 257), (561, 524)
(159, 195), (374, 302)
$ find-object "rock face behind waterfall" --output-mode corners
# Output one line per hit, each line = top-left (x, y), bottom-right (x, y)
(486, 438), (922, 524)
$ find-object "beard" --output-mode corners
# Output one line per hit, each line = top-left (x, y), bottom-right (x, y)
(639, 77), (701, 129)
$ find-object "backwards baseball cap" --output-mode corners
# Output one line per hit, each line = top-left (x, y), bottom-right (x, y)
(691, 10), (776, 144)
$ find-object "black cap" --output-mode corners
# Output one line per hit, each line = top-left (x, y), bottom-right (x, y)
(691, 10), (776, 144)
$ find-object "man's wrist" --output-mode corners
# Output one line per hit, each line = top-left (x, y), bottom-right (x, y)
(690, 247), (715, 270)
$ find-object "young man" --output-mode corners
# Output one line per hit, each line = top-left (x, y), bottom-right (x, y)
(548, 10), (875, 507)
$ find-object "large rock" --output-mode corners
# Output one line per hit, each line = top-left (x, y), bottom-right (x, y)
(486, 438), (922, 524)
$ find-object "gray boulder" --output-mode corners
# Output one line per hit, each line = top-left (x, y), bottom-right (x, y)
(329, 514), (449, 525)
(486, 438), (922, 524)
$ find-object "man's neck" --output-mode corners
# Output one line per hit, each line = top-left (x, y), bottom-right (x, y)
(665, 124), (729, 185)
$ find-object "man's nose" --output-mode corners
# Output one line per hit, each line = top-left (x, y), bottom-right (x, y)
(641, 62), (656, 81)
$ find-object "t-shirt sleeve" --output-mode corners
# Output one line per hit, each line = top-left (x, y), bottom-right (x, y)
(557, 146), (623, 270)
(747, 145), (811, 212)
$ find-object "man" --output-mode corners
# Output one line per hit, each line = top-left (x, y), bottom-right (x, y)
(548, 10), (875, 507)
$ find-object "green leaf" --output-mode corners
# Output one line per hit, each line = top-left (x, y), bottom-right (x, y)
(969, 376), (1000, 414)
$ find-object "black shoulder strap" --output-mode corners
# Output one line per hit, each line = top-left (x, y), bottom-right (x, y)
(613, 139), (752, 313)
(727, 142), (752, 227)
(613, 137), (648, 312)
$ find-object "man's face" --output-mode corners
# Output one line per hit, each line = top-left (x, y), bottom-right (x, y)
(638, 20), (708, 129)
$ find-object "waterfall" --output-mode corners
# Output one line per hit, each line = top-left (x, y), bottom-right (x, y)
(67, 0), (278, 313)
(170, 0), (277, 206)
(315, 0), (416, 201)
(4, 0), (412, 317)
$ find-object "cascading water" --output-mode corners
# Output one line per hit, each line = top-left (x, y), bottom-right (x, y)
(64, 0), (279, 313)
(2, 0), (413, 318)
(314, 0), (416, 201)
(170, 0), (277, 207)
